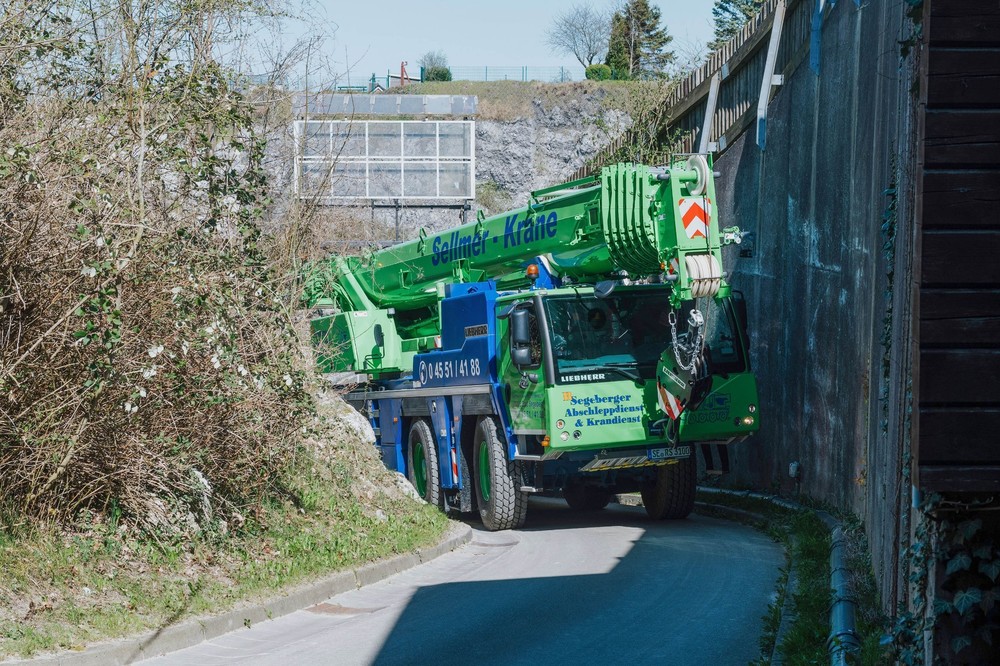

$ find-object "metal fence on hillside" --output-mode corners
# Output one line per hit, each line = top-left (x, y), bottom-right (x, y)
(363, 66), (587, 89)
(444, 66), (585, 83)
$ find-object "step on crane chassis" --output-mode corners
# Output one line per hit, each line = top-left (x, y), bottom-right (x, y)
(307, 155), (759, 530)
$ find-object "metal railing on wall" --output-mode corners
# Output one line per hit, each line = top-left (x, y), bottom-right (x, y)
(574, 0), (816, 179)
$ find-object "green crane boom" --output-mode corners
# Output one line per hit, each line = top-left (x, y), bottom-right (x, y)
(307, 158), (736, 327)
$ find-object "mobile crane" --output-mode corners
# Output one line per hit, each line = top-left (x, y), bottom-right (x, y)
(307, 156), (758, 530)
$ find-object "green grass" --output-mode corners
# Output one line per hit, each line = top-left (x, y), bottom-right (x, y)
(399, 80), (664, 121)
(695, 491), (889, 665)
(0, 458), (449, 659)
(777, 512), (832, 663)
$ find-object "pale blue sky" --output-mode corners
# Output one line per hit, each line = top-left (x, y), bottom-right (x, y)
(279, 1), (717, 81)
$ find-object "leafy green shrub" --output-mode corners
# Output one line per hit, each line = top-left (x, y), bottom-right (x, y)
(0, 1), (312, 535)
(586, 64), (612, 81)
(424, 66), (452, 81)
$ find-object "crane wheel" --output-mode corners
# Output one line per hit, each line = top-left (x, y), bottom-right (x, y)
(641, 456), (696, 520)
(408, 419), (441, 508)
(473, 416), (528, 531)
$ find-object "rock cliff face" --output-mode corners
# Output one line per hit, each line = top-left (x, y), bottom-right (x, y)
(474, 97), (629, 209)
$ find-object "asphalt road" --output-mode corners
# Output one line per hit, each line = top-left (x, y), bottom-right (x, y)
(141, 498), (783, 666)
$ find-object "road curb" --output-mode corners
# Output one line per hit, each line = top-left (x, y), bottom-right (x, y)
(693, 500), (768, 524)
(770, 541), (800, 666)
(3, 521), (472, 666)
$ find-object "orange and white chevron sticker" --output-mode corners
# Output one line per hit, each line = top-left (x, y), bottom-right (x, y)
(678, 197), (712, 239)
(656, 381), (684, 420)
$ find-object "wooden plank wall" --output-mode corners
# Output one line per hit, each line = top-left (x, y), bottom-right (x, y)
(670, 0), (814, 154)
(917, 0), (1000, 491)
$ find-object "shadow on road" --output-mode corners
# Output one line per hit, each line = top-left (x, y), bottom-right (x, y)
(369, 498), (777, 666)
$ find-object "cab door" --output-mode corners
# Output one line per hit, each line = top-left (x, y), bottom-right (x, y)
(498, 300), (547, 436)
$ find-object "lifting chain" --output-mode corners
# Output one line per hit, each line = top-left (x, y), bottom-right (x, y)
(668, 307), (706, 373)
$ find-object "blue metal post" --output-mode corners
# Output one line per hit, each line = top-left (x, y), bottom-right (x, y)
(810, 0), (823, 74)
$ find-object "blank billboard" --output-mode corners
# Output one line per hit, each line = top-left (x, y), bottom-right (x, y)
(294, 120), (475, 201)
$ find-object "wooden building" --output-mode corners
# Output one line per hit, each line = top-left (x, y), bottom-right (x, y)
(915, 0), (1000, 493)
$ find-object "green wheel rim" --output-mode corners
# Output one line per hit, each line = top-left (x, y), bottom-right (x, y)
(413, 440), (427, 498)
(478, 440), (491, 503)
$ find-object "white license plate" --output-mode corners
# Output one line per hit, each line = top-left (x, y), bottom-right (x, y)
(648, 446), (691, 461)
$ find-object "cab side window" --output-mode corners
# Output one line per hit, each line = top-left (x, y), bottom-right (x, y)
(527, 308), (542, 367)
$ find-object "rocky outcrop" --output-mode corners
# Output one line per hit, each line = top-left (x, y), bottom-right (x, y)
(476, 97), (629, 204)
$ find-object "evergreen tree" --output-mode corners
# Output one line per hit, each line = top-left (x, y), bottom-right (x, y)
(708, 0), (766, 51)
(605, 12), (631, 78)
(604, 0), (674, 79)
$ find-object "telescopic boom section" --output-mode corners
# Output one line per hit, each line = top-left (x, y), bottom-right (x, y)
(312, 156), (732, 315)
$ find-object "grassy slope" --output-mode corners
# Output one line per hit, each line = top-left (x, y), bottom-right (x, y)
(0, 394), (449, 659)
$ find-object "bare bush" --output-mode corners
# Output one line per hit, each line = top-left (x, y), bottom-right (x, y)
(0, 1), (314, 534)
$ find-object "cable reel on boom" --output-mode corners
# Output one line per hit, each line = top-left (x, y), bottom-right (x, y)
(686, 154), (710, 196)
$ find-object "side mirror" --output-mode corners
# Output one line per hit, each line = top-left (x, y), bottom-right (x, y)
(511, 346), (533, 368)
(510, 309), (531, 346)
(509, 309), (535, 370)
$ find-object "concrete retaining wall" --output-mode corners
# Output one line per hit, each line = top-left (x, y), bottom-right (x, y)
(713, 0), (918, 610)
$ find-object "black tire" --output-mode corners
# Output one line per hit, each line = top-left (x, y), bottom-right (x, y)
(641, 456), (696, 520)
(408, 419), (441, 508)
(563, 483), (611, 511)
(473, 417), (528, 531)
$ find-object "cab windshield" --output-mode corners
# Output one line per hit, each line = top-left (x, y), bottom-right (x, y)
(543, 290), (744, 383)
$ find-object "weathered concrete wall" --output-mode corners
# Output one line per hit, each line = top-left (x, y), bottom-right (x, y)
(713, 0), (918, 609)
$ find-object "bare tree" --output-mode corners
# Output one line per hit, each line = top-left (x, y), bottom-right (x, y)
(418, 49), (448, 70)
(546, 3), (611, 68)
(667, 37), (709, 79)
